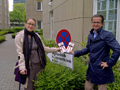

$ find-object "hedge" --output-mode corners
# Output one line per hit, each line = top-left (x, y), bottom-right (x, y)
(13, 27), (24, 32)
(34, 57), (88, 90)
(0, 31), (8, 36)
(4, 28), (14, 33)
(0, 36), (6, 42)
(39, 29), (43, 35)
(107, 60), (120, 90)
(11, 33), (16, 38)
(34, 29), (43, 35)
(42, 39), (57, 47)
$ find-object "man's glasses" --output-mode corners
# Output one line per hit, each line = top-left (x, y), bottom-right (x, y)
(27, 23), (35, 26)
(92, 22), (101, 24)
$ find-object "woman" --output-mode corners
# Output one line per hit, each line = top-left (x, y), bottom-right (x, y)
(15, 18), (60, 90)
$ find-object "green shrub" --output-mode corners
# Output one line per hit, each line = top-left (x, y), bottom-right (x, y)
(34, 57), (87, 90)
(11, 33), (16, 38)
(34, 30), (39, 33)
(13, 27), (24, 33)
(4, 28), (14, 33)
(34, 30), (40, 35)
(0, 36), (6, 42)
(4, 28), (11, 31)
(69, 57), (88, 89)
(0, 31), (8, 36)
(40, 35), (44, 40)
(107, 60), (120, 90)
(42, 39), (57, 47)
(39, 29), (43, 35)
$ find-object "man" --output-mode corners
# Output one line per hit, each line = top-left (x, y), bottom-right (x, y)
(69, 14), (120, 90)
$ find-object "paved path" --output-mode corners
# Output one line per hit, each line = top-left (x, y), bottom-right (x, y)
(0, 34), (24, 90)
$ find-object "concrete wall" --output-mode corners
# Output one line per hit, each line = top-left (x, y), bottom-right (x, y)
(43, 0), (93, 50)
(0, 0), (10, 29)
(26, 0), (43, 30)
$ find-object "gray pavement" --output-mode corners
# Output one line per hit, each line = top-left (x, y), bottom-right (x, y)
(0, 34), (24, 90)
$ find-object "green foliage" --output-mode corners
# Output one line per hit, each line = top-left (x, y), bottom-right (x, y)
(34, 30), (39, 33)
(0, 31), (8, 36)
(33, 36), (87, 89)
(10, 3), (26, 26)
(70, 57), (88, 89)
(22, 9), (26, 22)
(4, 28), (11, 31)
(34, 57), (87, 90)
(0, 36), (6, 42)
(4, 28), (14, 33)
(39, 29), (43, 35)
(110, 49), (113, 57)
(80, 36), (90, 62)
(11, 33), (16, 38)
(9, 11), (14, 22)
(107, 60), (120, 90)
(9, 9), (22, 23)
(13, 27), (24, 32)
(42, 39), (57, 47)
(34, 29), (43, 35)
(40, 35), (44, 40)
(13, 3), (26, 15)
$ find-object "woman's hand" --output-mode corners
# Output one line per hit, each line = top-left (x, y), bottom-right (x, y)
(20, 69), (27, 75)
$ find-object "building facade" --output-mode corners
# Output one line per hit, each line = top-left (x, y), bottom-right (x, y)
(13, 0), (26, 4)
(42, 0), (93, 49)
(42, 0), (120, 50)
(26, 0), (43, 30)
(0, 0), (10, 29)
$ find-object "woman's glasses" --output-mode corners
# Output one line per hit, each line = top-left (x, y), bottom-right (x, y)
(27, 23), (35, 26)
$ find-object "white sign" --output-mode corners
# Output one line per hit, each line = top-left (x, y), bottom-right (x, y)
(47, 52), (74, 70)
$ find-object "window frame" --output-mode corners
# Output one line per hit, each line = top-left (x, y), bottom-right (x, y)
(93, 0), (120, 44)
(36, 1), (42, 11)
(37, 21), (43, 30)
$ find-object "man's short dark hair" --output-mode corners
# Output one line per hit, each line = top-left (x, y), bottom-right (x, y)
(91, 14), (104, 23)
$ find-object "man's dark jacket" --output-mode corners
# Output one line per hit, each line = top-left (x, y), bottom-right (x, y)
(74, 27), (120, 84)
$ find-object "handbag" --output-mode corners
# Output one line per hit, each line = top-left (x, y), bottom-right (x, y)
(14, 36), (33, 86)
(14, 62), (26, 84)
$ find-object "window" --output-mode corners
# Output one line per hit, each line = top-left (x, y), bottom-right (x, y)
(37, 1), (42, 11)
(37, 21), (42, 29)
(97, 0), (117, 33)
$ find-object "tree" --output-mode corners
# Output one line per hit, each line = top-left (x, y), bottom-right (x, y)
(22, 9), (26, 22)
(9, 9), (22, 26)
(13, 3), (26, 22)
(9, 3), (26, 27)
(13, 3), (26, 15)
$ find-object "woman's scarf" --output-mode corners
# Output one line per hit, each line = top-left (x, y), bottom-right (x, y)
(23, 28), (46, 76)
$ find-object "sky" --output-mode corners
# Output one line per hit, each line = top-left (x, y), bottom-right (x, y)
(9, 0), (13, 11)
